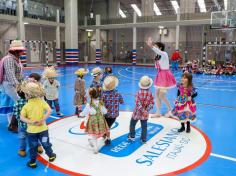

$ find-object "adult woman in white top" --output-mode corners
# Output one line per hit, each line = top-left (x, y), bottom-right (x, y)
(146, 37), (176, 117)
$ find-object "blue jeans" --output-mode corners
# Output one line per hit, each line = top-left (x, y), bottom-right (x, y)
(46, 99), (60, 112)
(129, 119), (147, 142)
(28, 130), (54, 162)
(172, 61), (179, 71)
(18, 126), (27, 150)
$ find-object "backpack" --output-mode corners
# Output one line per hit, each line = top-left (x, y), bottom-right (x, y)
(0, 55), (10, 84)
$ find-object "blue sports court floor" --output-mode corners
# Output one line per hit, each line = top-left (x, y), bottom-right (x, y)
(0, 64), (236, 176)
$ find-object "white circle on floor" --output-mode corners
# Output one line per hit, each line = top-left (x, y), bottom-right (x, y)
(38, 111), (211, 176)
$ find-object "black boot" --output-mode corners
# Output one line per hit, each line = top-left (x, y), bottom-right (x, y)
(75, 107), (79, 116)
(178, 123), (185, 132)
(186, 121), (191, 133)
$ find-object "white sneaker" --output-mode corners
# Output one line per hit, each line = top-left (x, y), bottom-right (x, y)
(93, 149), (98, 154)
(88, 139), (94, 148)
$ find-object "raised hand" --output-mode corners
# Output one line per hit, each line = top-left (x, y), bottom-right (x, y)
(146, 37), (153, 48)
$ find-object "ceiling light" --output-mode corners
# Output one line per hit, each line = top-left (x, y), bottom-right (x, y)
(154, 3), (162, 16)
(170, 1), (180, 14)
(119, 8), (127, 18)
(224, 0), (228, 10)
(86, 29), (93, 32)
(24, 22), (29, 25)
(197, 0), (207, 12)
(131, 4), (142, 17)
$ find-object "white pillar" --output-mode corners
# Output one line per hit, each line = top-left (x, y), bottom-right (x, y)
(175, 8), (180, 50)
(95, 14), (101, 63)
(65, 0), (79, 64)
(180, 0), (196, 14)
(141, 0), (154, 16)
(84, 16), (88, 27)
(16, 0), (27, 66)
(17, 0), (25, 40)
(56, 9), (61, 65)
(132, 12), (137, 65)
(108, 0), (120, 19)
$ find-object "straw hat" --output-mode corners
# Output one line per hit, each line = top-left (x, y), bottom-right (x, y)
(187, 61), (192, 65)
(21, 81), (45, 99)
(74, 68), (89, 76)
(42, 66), (59, 78)
(103, 76), (119, 91)
(9, 40), (26, 51)
(139, 76), (153, 89)
(91, 67), (102, 77)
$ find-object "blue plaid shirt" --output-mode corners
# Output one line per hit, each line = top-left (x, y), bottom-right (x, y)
(102, 90), (124, 118)
(13, 98), (27, 129)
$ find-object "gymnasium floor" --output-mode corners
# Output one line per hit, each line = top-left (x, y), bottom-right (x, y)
(0, 64), (236, 176)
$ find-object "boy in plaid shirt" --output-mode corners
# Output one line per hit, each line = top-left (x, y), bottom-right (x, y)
(128, 76), (154, 144)
(102, 76), (124, 145)
(14, 87), (27, 157)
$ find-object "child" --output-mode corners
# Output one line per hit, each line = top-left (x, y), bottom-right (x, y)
(171, 72), (197, 133)
(128, 76), (154, 144)
(14, 83), (43, 157)
(28, 73), (41, 83)
(102, 75), (124, 145)
(20, 81), (56, 168)
(90, 67), (103, 89)
(146, 37), (176, 117)
(42, 67), (63, 116)
(74, 68), (89, 117)
(101, 66), (112, 82)
(80, 87), (109, 154)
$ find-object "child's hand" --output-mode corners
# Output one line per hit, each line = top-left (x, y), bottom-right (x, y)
(33, 120), (45, 126)
(31, 120), (40, 125)
(188, 97), (192, 101)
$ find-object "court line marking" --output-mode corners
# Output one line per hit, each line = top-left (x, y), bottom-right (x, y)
(118, 69), (236, 92)
(49, 115), (60, 119)
(125, 67), (236, 83)
(211, 153), (236, 162)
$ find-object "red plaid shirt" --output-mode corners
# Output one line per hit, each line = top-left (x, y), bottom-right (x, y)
(132, 89), (154, 120)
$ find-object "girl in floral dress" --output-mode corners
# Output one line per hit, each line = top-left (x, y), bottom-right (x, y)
(80, 87), (109, 154)
(171, 72), (197, 133)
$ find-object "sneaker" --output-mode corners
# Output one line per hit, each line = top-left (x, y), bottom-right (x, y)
(141, 140), (147, 144)
(128, 135), (135, 142)
(49, 153), (56, 162)
(37, 146), (43, 154)
(105, 139), (111, 145)
(27, 161), (37, 168)
(18, 150), (26, 157)
(88, 139), (94, 148)
(56, 112), (63, 116)
(93, 148), (98, 154)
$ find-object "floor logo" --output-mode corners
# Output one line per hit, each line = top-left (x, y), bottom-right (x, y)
(38, 112), (211, 176)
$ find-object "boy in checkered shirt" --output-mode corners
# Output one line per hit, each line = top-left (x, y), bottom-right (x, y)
(128, 76), (154, 144)
(102, 76), (124, 145)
